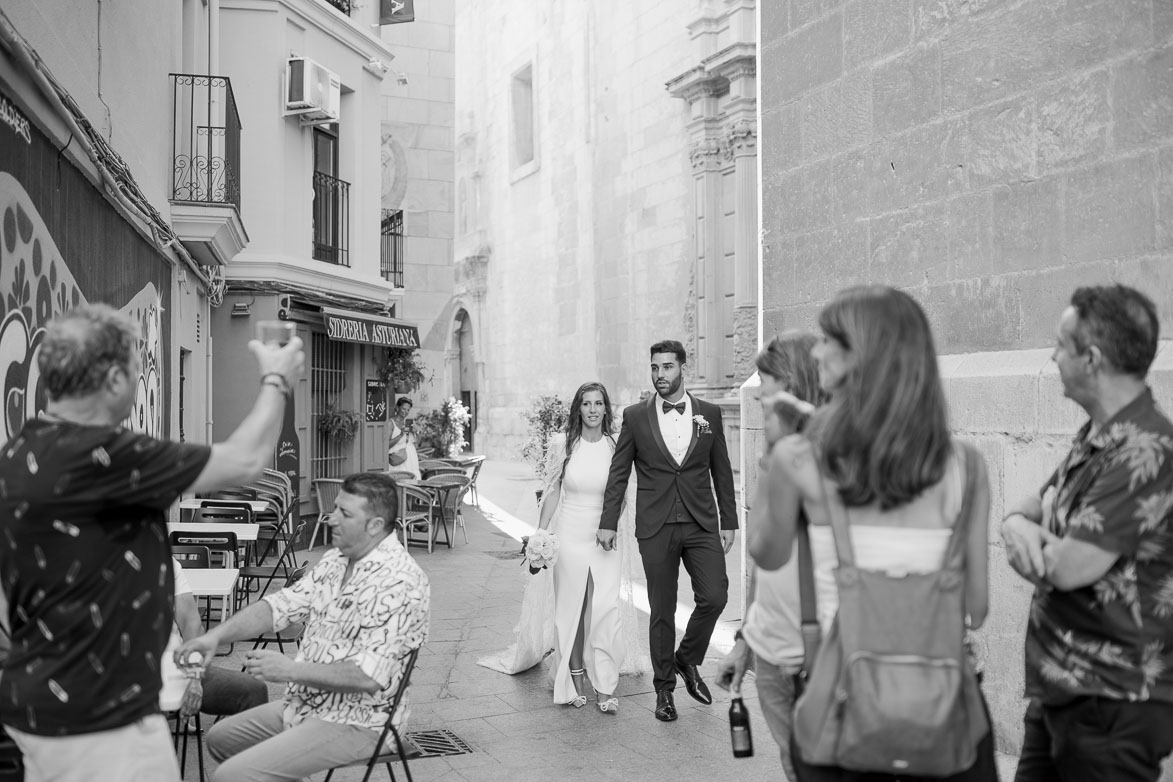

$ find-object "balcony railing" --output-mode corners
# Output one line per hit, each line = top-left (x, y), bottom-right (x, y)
(170, 74), (241, 208)
(312, 171), (350, 266)
(380, 209), (404, 287)
(320, 0), (352, 14)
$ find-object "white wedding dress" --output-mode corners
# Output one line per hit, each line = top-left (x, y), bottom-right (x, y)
(476, 434), (649, 699)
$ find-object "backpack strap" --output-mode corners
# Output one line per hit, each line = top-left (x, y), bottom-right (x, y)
(816, 469), (857, 569)
(941, 442), (978, 570)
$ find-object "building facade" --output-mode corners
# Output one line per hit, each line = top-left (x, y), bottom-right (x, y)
(454, 0), (758, 471)
(757, 0), (1173, 762)
(0, 1), (212, 459)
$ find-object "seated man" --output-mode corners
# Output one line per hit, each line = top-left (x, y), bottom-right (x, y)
(161, 558), (269, 719)
(177, 473), (430, 782)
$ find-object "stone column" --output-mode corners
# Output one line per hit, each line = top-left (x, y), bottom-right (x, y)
(726, 118), (758, 380)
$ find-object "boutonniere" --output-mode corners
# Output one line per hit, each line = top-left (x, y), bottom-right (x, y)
(693, 415), (711, 435)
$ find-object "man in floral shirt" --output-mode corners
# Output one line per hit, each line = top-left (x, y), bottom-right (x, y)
(178, 472), (429, 781)
(1002, 285), (1173, 781)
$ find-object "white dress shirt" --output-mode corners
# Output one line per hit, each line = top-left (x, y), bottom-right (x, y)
(656, 392), (693, 465)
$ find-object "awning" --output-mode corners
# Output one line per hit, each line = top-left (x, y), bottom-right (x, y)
(322, 306), (420, 349)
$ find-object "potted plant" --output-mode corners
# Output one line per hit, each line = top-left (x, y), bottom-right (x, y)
(413, 397), (471, 457)
(520, 394), (567, 502)
(376, 348), (431, 393)
(317, 405), (361, 443)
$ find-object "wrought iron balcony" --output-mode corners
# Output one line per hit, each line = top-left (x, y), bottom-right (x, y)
(320, 0), (352, 15)
(380, 209), (404, 287)
(170, 74), (241, 208)
(313, 171), (350, 267)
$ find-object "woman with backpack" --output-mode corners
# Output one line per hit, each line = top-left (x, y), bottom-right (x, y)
(748, 285), (997, 781)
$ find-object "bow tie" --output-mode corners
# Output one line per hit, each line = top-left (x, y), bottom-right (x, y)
(662, 400), (686, 415)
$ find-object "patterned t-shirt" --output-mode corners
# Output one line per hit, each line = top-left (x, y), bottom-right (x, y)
(264, 534), (429, 731)
(0, 418), (211, 735)
(1025, 388), (1173, 704)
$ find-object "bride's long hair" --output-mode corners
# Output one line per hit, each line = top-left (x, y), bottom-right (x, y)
(560, 381), (615, 481)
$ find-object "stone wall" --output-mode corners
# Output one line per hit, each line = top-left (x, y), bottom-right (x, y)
(760, 0), (1173, 347)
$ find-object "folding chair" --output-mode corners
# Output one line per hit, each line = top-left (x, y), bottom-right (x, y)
(322, 647), (421, 782)
(169, 530), (239, 624)
(244, 564), (309, 655)
(236, 519), (306, 607)
(164, 703), (205, 782)
(309, 478), (344, 549)
(171, 545), (211, 569)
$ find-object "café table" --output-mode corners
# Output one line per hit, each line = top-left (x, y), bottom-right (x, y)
(178, 498), (270, 514)
(183, 567), (240, 625)
(168, 522), (259, 543)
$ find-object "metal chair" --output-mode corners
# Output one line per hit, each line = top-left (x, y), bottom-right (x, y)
(171, 545), (211, 569)
(236, 519), (306, 607)
(309, 478), (344, 549)
(169, 530), (239, 624)
(462, 456), (486, 506)
(322, 648), (421, 782)
(398, 485), (447, 553)
(418, 475), (471, 544)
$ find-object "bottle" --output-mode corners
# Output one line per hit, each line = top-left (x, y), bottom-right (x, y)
(729, 696), (753, 758)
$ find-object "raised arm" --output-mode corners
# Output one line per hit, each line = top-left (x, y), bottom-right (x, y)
(188, 338), (305, 495)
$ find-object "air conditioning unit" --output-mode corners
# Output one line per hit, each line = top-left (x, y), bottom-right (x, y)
(284, 57), (340, 124)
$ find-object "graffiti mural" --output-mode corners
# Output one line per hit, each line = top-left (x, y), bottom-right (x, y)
(0, 172), (162, 442)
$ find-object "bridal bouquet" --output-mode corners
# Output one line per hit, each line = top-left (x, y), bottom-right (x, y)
(520, 529), (560, 575)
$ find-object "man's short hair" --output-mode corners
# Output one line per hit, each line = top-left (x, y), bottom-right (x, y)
(341, 472), (399, 532)
(1070, 285), (1160, 377)
(38, 304), (141, 400)
(649, 340), (687, 364)
(396, 397), (413, 410)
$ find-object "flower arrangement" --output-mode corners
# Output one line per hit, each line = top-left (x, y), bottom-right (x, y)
(413, 397), (472, 457)
(520, 395), (568, 484)
(520, 529), (559, 575)
(318, 406), (361, 442)
(376, 348), (432, 393)
(693, 414), (711, 436)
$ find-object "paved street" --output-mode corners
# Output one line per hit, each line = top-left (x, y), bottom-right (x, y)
(195, 458), (1021, 781)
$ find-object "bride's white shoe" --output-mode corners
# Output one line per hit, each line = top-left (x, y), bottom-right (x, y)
(569, 668), (588, 708)
(597, 696), (618, 714)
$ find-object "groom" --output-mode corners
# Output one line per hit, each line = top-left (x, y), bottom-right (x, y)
(598, 339), (737, 722)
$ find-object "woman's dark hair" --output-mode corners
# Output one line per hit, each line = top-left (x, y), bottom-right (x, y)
(808, 285), (952, 510)
(756, 331), (828, 410)
(561, 382), (615, 480)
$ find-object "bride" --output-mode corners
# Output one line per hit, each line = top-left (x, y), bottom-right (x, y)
(477, 381), (647, 711)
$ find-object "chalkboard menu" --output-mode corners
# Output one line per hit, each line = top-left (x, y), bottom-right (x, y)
(365, 379), (388, 422)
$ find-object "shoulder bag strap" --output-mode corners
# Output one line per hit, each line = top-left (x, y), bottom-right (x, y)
(796, 507), (821, 677)
(816, 468), (857, 569)
(942, 442), (978, 569)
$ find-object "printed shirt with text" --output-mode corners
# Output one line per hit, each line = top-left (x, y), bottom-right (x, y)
(1025, 388), (1173, 704)
(263, 534), (429, 731)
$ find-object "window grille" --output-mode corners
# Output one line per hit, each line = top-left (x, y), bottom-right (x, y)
(310, 333), (351, 481)
(380, 209), (404, 287)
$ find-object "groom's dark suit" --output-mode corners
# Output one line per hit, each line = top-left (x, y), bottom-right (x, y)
(599, 393), (737, 694)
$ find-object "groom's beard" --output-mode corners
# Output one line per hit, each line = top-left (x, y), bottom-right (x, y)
(655, 376), (682, 399)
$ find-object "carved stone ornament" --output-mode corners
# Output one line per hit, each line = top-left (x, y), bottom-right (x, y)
(724, 119), (757, 159)
(689, 137), (725, 170)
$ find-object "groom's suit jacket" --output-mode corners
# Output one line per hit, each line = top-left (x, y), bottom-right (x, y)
(599, 393), (737, 540)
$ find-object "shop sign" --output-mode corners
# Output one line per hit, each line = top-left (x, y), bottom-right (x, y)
(0, 92), (32, 145)
(322, 307), (420, 349)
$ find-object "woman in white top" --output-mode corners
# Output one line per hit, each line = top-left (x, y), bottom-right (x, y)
(748, 285), (995, 782)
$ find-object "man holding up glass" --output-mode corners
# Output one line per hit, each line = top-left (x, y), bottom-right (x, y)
(0, 304), (303, 781)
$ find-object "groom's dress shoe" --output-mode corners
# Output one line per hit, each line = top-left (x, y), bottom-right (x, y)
(675, 659), (713, 705)
(655, 690), (678, 722)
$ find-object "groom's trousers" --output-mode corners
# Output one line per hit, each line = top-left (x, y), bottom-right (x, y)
(638, 519), (729, 693)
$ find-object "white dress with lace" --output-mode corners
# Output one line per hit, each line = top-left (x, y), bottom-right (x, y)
(476, 434), (649, 695)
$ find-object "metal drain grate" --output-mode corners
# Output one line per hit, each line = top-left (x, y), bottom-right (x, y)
(404, 728), (473, 758)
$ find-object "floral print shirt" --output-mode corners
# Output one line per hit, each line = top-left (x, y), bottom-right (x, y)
(264, 534), (429, 730)
(1025, 388), (1173, 705)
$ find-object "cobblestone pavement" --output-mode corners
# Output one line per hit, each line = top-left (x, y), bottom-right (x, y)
(190, 458), (1021, 781)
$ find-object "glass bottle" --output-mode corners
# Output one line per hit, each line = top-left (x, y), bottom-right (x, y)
(729, 696), (753, 758)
